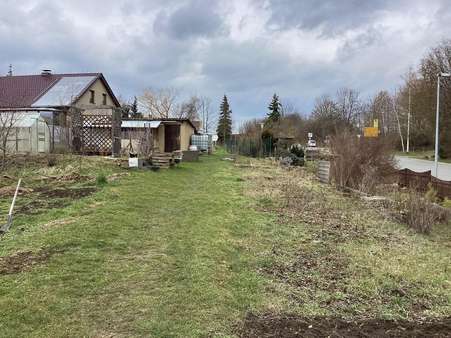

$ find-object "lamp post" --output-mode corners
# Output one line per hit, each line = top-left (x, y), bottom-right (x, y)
(406, 86), (411, 153)
(434, 72), (450, 177)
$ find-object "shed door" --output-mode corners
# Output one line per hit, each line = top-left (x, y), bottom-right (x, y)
(164, 125), (180, 152)
(37, 120), (46, 153)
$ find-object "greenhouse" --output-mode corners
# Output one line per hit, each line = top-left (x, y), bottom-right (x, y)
(1, 111), (51, 154)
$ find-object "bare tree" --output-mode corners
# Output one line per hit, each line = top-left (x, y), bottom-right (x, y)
(368, 91), (395, 136)
(335, 87), (361, 126)
(198, 96), (215, 133)
(139, 88), (179, 118)
(178, 95), (217, 132)
(281, 101), (298, 116)
(177, 95), (200, 120)
(0, 111), (19, 169)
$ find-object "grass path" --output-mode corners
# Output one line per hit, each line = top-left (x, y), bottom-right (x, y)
(0, 154), (272, 337)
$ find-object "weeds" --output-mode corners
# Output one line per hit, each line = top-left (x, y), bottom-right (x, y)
(96, 173), (108, 186)
(402, 190), (449, 234)
(46, 154), (57, 167)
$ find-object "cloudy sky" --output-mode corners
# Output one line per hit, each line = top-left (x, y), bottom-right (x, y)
(1, 0), (450, 125)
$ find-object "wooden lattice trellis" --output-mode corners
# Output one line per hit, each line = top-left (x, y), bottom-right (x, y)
(71, 109), (121, 155)
(82, 115), (112, 154)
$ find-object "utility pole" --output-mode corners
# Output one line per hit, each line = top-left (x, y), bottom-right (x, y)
(406, 86), (411, 153)
(7, 64), (12, 76)
(393, 92), (405, 152)
(435, 72), (451, 178)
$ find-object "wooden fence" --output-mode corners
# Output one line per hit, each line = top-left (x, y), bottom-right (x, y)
(397, 168), (451, 199)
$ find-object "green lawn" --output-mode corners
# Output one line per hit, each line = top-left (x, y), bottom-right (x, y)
(0, 153), (274, 337)
(0, 153), (450, 337)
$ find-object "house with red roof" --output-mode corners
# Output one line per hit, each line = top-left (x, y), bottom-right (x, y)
(0, 70), (120, 109)
(0, 70), (121, 154)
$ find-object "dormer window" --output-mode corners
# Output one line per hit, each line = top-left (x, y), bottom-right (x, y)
(89, 90), (95, 104)
(102, 93), (107, 105)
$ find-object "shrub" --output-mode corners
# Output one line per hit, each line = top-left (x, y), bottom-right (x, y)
(290, 144), (305, 158)
(443, 198), (451, 209)
(46, 154), (57, 167)
(96, 173), (108, 186)
(280, 153), (304, 167)
(402, 190), (449, 234)
(425, 183), (439, 203)
(329, 131), (395, 193)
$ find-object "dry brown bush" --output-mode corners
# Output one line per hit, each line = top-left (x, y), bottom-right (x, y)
(330, 131), (396, 193)
(401, 190), (449, 234)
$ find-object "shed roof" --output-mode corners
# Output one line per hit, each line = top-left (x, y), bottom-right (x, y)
(121, 120), (161, 128)
(123, 118), (198, 132)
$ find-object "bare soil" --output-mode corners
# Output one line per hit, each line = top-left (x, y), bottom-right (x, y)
(238, 313), (451, 338)
(16, 186), (96, 215)
(36, 186), (96, 199)
(0, 249), (60, 275)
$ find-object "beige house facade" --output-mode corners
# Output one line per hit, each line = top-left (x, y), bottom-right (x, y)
(74, 78), (119, 109)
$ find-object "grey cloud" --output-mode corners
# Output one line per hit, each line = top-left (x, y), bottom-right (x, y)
(153, 0), (225, 40)
(266, 0), (394, 35)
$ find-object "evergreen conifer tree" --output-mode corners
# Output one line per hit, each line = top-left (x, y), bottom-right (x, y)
(131, 96), (138, 116)
(267, 93), (281, 123)
(216, 95), (232, 144)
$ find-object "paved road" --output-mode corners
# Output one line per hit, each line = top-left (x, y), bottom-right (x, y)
(395, 156), (451, 181)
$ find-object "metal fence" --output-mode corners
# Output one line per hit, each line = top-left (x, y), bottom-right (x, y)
(225, 136), (275, 158)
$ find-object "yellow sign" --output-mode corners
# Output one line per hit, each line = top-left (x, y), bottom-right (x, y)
(364, 127), (379, 138)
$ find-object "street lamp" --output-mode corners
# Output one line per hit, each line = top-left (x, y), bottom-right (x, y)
(434, 72), (451, 177)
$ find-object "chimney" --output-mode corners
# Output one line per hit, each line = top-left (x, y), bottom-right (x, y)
(41, 69), (52, 76)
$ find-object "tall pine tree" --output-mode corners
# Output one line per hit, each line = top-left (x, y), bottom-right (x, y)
(216, 95), (232, 144)
(266, 93), (281, 124)
(131, 96), (138, 116)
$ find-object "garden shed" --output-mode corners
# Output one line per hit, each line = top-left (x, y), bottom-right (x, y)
(121, 118), (197, 154)
(1, 111), (51, 154)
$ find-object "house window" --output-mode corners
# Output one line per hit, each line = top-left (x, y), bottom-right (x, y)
(102, 93), (107, 105)
(89, 90), (95, 104)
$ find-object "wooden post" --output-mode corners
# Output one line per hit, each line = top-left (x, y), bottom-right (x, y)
(0, 179), (21, 233)
(111, 108), (122, 157)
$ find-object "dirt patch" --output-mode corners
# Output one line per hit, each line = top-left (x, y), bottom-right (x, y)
(16, 187), (96, 215)
(0, 249), (61, 275)
(238, 313), (451, 338)
(36, 186), (96, 199)
(0, 185), (34, 197)
(263, 245), (349, 292)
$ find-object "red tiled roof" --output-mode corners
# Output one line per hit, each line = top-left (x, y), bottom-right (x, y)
(0, 74), (59, 108)
(0, 73), (119, 108)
